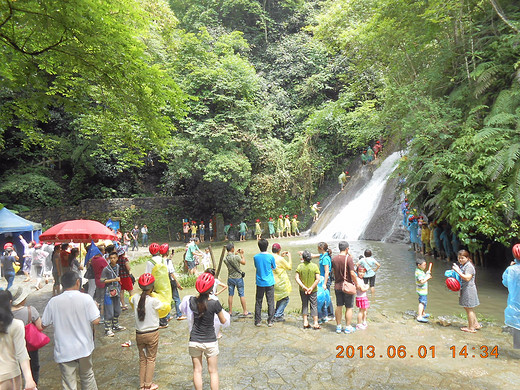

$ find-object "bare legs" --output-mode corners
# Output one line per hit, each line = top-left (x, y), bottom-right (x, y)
(192, 355), (219, 390)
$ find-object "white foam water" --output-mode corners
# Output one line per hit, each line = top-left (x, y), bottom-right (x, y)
(315, 151), (401, 241)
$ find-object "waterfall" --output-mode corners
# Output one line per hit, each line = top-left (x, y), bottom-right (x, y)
(316, 152), (401, 241)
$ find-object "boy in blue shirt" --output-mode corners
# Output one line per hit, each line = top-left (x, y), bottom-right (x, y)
(253, 239), (276, 327)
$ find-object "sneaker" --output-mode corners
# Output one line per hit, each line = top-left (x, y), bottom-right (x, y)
(362, 321), (367, 327)
(255, 323), (262, 327)
(423, 313), (431, 318)
(112, 325), (126, 332)
(176, 316), (187, 321)
(267, 322), (273, 327)
(159, 324), (169, 329)
(416, 316), (428, 323)
(273, 317), (285, 322)
(344, 325), (355, 334)
(99, 318), (105, 324)
(105, 329), (114, 337)
(356, 323), (367, 330)
(336, 325), (343, 334)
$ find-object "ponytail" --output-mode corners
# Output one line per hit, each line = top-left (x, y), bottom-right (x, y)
(195, 293), (209, 318)
(137, 292), (147, 322)
(318, 242), (331, 258)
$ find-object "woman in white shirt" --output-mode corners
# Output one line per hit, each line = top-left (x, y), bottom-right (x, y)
(130, 274), (167, 390)
(0, 289), (37, 390)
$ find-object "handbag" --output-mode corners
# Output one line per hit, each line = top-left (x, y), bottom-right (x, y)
(105, 265), (119, 297)
(25, 306), (50, 351)
(341, 255), (356, 295)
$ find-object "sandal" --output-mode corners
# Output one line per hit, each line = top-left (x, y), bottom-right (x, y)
(312, 325), (321, 330)
(303, 324), (311, 329)
(461, 327), (477, 333)
(121, 306), (128, 311)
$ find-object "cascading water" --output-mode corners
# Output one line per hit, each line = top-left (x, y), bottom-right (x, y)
(316, 151), (401, 241)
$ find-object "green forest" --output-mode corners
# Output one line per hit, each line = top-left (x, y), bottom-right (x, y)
(1, 0), (519, 250)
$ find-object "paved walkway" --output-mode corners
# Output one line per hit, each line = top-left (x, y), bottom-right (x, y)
(23, 282), (518, 389)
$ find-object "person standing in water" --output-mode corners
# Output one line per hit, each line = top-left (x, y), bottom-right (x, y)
(338, 170), (350, 191)
(180, 273), (227, 390)
(295, 251), (320, 330)
(291, 215), (300, 237)
(415, 258), (431, 323)
(331, 241), (358, 334)
(130, 273), (166, 390)
(356, 249), (380, 297)
(253, 239), (276, 327)
(271, 243), (292, 322)
(239, 221), (248, 242)
(310, 202), (321, 222)
(308, 242), (334, 323)
(503, 244), (520, 348)
(452, 250), (480, 333)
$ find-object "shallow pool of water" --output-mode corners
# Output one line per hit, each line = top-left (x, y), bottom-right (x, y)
(162, 237), (509, 324)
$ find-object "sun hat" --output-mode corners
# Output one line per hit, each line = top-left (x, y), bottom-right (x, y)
(9, 286), (31, 306)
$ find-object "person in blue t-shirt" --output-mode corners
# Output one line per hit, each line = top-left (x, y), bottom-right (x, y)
(253, 239), (276, 327)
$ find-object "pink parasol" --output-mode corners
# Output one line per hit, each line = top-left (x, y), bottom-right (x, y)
(39, 219), (117, 243)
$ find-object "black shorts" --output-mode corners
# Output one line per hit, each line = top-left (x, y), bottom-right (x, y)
(363, 275), (376, 287)
(335, 290), (355, 308)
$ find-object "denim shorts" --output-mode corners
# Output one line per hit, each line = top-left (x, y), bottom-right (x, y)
(228, 277), (245, 297)
(418, 294), (428, 308)
(186, 261), (196, 270)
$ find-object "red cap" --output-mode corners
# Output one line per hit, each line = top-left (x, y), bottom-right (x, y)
(345, 171), (349, 174)
(272, 243), (281, 252)
(256, 219), (260, 222)
(269, 217), (273, 220)
(230, 223), (233, 227)
(317, 202), (320, 205)
(294, 215), (297, 218)
(363, 150), (366, 153)
(285, 215), (289, 218)
(3, 242), (13, 250)
(279, 215), (283, 218)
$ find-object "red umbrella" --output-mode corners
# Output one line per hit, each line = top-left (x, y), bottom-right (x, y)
(39, 220), (117, 243)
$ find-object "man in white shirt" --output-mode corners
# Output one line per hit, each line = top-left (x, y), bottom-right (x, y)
(42, 271), (100, 390)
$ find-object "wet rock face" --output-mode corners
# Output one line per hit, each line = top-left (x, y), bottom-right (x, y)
(359, 177), (408, 243)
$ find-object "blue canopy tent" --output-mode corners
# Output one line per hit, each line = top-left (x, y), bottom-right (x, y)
(0, 206), (42, 263)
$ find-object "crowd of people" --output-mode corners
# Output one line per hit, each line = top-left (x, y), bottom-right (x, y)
(360, 141), (383, 165)
(2, 226), (520, 389)
(400, 197), (463, 262)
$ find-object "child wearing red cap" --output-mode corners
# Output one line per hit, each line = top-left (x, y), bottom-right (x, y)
(311, 202), (321, 222)
(255, 219), (262, 240)
(291, 215), (300, 236)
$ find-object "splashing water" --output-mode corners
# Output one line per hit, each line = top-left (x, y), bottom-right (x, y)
(316, 151), (401, 241)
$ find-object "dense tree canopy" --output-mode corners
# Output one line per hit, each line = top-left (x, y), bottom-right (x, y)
(1, 0), (519, 250)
